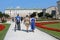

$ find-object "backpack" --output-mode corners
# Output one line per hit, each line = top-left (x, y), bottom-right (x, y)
(15, 16), (20, 24)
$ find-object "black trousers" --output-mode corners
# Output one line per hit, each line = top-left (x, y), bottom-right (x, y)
(16, 22), (21, 30)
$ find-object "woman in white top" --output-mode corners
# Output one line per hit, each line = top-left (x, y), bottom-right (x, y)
(24, 15), (30, 32)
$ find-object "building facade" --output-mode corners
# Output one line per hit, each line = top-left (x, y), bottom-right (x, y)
(5, 8), (42, 17)
(46, 6), (59, 19)
(5, 6), (60, 19)
(57, 1), (60, 19)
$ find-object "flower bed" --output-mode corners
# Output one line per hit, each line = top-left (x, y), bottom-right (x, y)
(0, 24), (5, 31)
(35, 22), (60, 32)
(39, 22), (59, 25)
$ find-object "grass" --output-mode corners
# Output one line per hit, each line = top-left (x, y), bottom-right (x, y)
(36, 23), (60, 39)
(37, 18), (48, 21)
(44, 23), (60, 29)
(0, 24), (10, 40)
(36, 17), (52, 21)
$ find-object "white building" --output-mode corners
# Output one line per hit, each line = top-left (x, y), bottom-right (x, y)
(5, 6), (60, 19)
(46, 6), (59, 19)
(5, 7), (42, 17)
(57, 1), (60, 19)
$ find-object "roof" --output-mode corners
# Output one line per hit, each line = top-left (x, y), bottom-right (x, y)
(5, 8), (42, 10)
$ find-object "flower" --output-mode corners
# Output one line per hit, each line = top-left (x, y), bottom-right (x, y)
(0, 24), (5, 31)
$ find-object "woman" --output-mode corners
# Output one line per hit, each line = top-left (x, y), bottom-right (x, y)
(30, 16), (36, 32)
(24, 15), (30, 32)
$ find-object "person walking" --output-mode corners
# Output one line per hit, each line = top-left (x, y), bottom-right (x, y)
(21, 17), (23, 21)
(15, 14), (21, 30)
(12, 17), (14, 22)
(30, 16), (36, 32)
(24, 15), (30, 32)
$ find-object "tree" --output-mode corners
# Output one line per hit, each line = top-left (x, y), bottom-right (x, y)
(38, 12), (43, 17)
(0, 12), (10, 23)
(45, 13), (50, 18)
(0, 11), (2, 14)
(45, 13), (53, 18)
(30, 12), (36, 17)
(0, 12), (3, 18)
(4, 14), (10, 18)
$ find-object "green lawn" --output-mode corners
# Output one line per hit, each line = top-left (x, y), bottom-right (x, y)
(0, 24), (10, 40)
(44, 23), (60, 29)
(37, 23), (60, 39)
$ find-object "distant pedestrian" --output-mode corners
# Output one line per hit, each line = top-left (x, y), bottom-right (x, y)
(12, 17), (14, 22)
(21, 17), (23, 21)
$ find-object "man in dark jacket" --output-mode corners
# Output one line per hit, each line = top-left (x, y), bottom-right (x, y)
(15, 14), (21, 30)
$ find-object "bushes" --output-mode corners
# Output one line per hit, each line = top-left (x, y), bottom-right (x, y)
(0, 12), (10, 23)
(1, 17), (6, 23)
(2, 20), (6, 23)
(30, 12), (36, 17)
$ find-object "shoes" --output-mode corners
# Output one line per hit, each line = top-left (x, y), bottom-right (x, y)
(32, 30), (34, 32)
(26, 30), (28, 32)
(18, 29), (21, 31)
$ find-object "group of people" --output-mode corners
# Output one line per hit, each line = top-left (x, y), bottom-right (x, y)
(14, 14), (36, 32)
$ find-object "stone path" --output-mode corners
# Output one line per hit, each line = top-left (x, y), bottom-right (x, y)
(4, 21), (58, 40)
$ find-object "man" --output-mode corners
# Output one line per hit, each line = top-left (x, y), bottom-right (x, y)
(15, 14), (21, 30)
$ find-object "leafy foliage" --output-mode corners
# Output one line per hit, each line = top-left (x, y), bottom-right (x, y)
(30, 12), (36, 17)
(3, 14), (10, 18)
(0, 12), (10, 18)
(0, 11), (10, 23)
(45, 13), (52, 18)
(38, 12), (43, 17)
(0, 12), (3, 18)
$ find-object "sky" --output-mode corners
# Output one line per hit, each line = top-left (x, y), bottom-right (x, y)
(0, 0), (58, 12)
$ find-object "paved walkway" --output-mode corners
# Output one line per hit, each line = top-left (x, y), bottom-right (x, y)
(4, 21), (58, 40)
